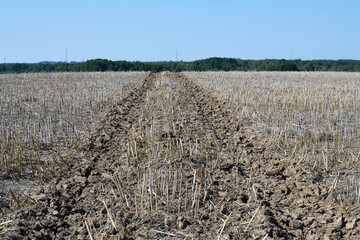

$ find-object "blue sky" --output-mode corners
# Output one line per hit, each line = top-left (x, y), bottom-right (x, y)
(1, 0), (359, 63)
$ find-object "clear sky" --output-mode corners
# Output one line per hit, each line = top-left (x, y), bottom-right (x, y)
(1, 0), (359, 63)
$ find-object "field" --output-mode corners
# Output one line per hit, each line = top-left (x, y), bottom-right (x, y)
(1, 71), (360, 239)
(0, 72), (146, 180)
(186, 72), (360, 199)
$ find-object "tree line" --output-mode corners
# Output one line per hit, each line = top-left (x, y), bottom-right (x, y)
(1, 57), (360, 73)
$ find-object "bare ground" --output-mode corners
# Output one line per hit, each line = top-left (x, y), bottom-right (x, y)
(1, 72), (360, 239)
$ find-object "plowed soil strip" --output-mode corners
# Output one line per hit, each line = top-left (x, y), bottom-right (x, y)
(1, 73), (359, 239)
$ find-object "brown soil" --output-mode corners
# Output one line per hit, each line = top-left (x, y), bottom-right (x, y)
(1, 72), (360, 239)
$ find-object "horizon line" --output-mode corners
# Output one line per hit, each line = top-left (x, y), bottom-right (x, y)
(2, 57), (360, 64)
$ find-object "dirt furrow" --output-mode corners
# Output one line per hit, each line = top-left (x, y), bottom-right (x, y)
(1, 73), (156, 239)
(179, 73), (360, 239)
(1, 72), (360, 240)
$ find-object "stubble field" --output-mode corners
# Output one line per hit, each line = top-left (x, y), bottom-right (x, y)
(1, 71), (360, 239)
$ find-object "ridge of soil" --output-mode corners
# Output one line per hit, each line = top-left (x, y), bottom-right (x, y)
(1, 72), (360, 239)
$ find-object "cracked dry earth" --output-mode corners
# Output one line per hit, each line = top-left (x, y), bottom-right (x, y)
(1, 72), (360, 239)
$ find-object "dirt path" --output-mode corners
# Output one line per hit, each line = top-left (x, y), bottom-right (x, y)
(1, 73), (359, 239)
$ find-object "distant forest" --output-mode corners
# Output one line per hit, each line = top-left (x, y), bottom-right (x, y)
(1, 58), (360, 73)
